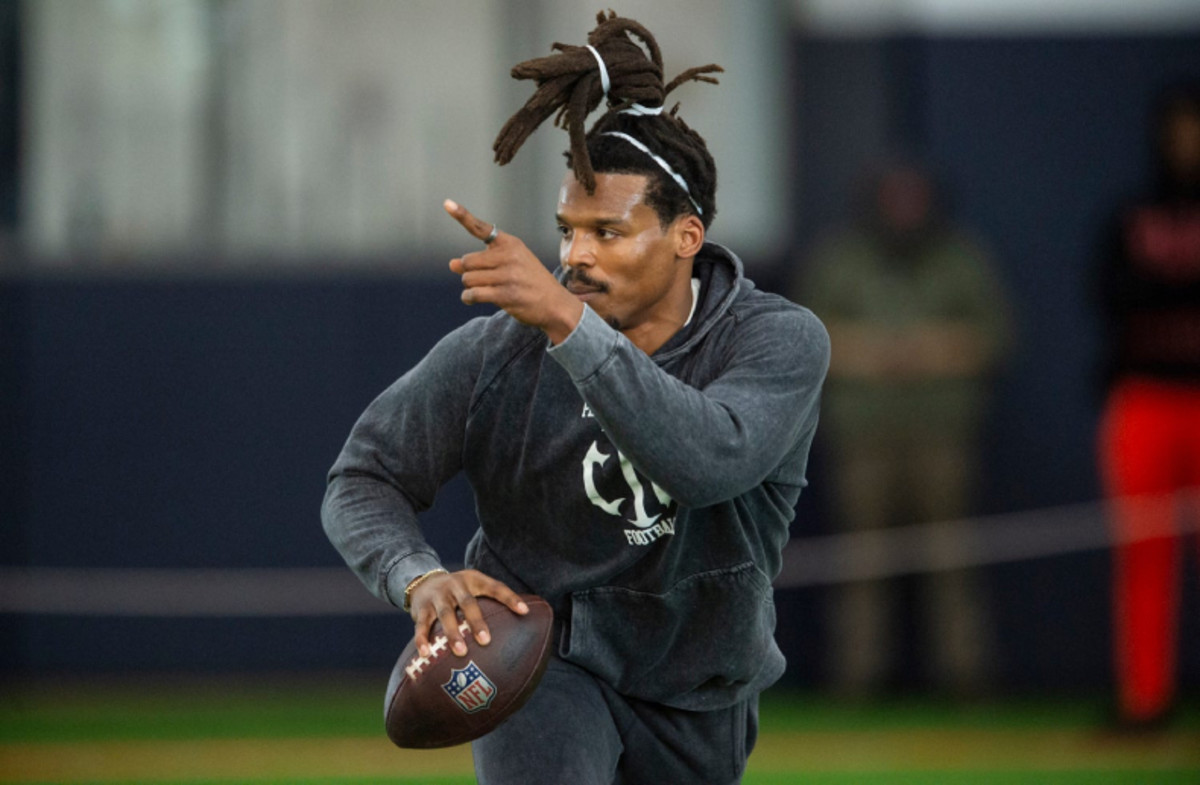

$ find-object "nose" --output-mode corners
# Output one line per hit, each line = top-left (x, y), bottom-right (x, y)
(561, 230), (595, 270)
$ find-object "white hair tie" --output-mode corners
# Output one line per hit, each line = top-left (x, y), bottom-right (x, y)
(585, 45), (610, 97)
(620, 103), (664, 116)
(600, 131), (702, 216)
(585, 45), (663, 117)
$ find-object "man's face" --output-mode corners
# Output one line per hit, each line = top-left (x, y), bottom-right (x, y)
(556, 172), (692, 334)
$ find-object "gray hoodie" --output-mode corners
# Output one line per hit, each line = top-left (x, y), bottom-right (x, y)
(322, 242), (830, 710)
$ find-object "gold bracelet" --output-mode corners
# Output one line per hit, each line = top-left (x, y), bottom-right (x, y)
(402, 568), (448, 612)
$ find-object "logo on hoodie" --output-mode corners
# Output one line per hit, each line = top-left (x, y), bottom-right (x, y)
(580, 416), (677, 546)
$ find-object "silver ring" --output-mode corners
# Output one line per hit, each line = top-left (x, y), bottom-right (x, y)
(484, 224), (499, 244)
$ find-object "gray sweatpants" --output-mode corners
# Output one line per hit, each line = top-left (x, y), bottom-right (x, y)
(472, 658), (759, 785)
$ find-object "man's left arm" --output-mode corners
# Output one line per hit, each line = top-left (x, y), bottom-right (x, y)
(549, 303), (830, 507)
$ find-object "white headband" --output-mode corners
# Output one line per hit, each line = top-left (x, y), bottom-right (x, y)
(585, 45), (665, 117)
(600, 131), (703, 216)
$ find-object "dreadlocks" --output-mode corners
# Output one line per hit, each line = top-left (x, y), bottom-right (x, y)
(492, 10), (723, 229)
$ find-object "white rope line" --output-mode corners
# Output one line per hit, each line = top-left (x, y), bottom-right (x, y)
(776, 497), (1194, 587)
(1, 497), (1195, 615)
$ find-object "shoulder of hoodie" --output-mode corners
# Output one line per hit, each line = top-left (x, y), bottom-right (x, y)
(723, 277), (831, 366)
(695, 241), (829, 361)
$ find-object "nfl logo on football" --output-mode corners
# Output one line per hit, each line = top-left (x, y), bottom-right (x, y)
(442, 661), (498, 713)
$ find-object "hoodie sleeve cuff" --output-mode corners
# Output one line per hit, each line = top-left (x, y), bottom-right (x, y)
(546, 304), (621, 382)
(382, 553), (445, 609)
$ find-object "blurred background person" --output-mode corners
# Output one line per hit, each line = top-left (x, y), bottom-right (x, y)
(1096, 83), (1200, 730)
(793, 159), (1012, 699)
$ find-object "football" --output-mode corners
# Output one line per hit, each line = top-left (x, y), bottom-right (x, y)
(384, 594), (554, 749)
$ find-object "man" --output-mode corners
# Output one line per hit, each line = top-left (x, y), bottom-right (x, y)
(1097, 83), (1200, 730)
(795, 160), (1010, 698)
(323, 13), (828, 783)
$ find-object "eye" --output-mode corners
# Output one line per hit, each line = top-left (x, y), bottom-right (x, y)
(596, 228), (618, 240)
(556, 224), (572, 239)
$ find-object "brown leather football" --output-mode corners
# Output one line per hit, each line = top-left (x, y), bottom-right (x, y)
(384, 594), (554, 749)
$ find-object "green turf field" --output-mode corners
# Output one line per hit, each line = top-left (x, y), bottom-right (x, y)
(1, 676), (1197, 784)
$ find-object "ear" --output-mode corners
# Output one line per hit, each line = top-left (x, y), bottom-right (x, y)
(672, 214), (705, 260)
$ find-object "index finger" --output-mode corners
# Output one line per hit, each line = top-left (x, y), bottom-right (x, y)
(411, 603), (438, 659)
(443, 199), (496, 243)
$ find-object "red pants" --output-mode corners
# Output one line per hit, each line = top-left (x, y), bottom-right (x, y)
(1100, 378), (1200, 722)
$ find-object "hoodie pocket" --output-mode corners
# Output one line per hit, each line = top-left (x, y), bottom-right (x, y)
(561, 562), (785, 710)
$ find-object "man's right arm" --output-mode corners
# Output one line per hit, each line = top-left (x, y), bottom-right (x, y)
(320, 325), (479, 608)
(321, 318), (530, 658)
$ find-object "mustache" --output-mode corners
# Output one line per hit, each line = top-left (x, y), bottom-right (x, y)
(561, 269), (609, 292)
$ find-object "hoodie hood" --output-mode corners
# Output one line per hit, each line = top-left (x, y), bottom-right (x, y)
(652, 240), (746, 362)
